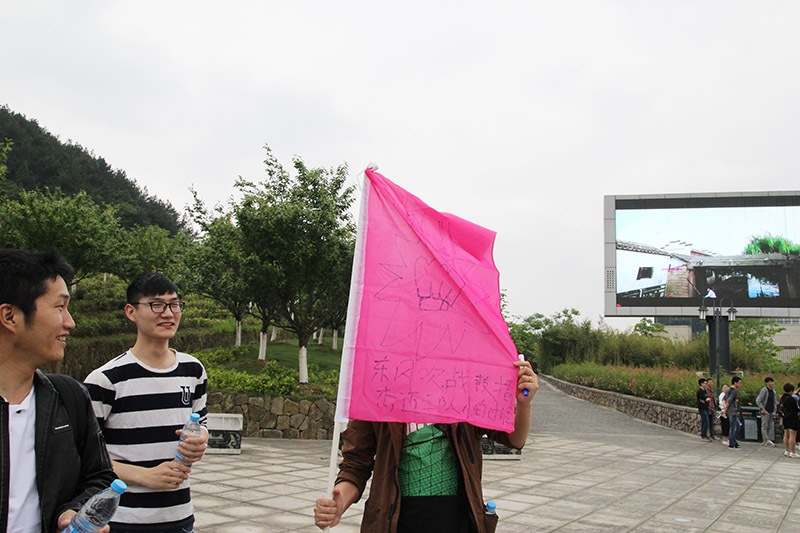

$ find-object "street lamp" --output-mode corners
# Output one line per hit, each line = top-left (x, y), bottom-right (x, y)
(698, 295), (737, 399)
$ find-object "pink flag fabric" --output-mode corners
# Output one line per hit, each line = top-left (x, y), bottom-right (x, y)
(335, 168), (519, 432)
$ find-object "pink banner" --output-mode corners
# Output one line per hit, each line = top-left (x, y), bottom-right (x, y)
(337, 168), (518, 432)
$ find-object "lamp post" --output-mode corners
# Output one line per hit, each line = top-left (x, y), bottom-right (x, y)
(698, 296), (737, 399)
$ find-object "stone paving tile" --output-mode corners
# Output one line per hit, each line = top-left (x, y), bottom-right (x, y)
(193, 509), (239, 529)
(504, 512), (570, 531)
(216, 476), (278, 489)
(190, 470), (240, 482)
(634, 521), (706, 533)
(214, 522), (287, 533)
(250, 482), (310, 497)
(189, 380), (800, 532)
(215, 503), (273, 519)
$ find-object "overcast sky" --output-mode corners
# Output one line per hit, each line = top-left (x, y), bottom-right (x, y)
(4, 1), (800, 328)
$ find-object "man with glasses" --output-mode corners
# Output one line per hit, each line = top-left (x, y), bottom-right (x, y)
(84, 273), (208, 533)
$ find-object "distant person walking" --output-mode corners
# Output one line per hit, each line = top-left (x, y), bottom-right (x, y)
(756, 377), (777, 446)
(696, 378), (712, 442)
(723, 377), (743, 450)
(779, 383), (799, 458)
(719, 384), (730, 446)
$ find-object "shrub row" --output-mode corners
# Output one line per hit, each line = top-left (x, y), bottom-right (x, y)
(550, 362), (800, 408)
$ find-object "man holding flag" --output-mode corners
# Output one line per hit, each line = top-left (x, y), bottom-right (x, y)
(314, 363), (536, 532)
(314, 167), (539, 532)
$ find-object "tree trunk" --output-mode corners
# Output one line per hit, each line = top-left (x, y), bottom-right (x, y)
(298, 345), (309, 383)
(258, 331), (268, 360)
(332, 329), (338, 350)
(271, 325), (278, 342)
(235, 320), (242, 347)
(318, 327), (324, 344)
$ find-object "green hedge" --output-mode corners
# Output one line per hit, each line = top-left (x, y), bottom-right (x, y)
(550, 362), (800, 408)
(195, 345), (339, 400)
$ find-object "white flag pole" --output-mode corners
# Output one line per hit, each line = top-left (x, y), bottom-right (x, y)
(323, 165), (374, 531)
(323, 422), (343, 533)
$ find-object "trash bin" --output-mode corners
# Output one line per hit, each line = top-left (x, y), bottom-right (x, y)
(740, 406), (762, 442)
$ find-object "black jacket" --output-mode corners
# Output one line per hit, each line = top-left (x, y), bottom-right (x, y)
(696, 388), (709, 411)
(1, 371), (115, 532)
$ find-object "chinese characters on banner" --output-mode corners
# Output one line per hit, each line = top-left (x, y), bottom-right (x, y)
(336, 168), (519, 432)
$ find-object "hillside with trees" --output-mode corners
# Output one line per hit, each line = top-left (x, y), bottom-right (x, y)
(0, 105), (184, 233)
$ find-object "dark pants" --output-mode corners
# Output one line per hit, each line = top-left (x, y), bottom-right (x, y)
(398, 495), (474, 533)
(721, 415), (730, 440)
(699, 410), (710, 438)
(729, 415), (742, 447)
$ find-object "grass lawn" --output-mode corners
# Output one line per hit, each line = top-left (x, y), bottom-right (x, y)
(226, 337), (343, 374)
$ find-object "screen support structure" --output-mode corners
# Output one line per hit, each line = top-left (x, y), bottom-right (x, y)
(699, 297), (736, 399)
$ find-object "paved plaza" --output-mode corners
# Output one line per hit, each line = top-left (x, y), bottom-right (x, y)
(191, 379), (800, 532)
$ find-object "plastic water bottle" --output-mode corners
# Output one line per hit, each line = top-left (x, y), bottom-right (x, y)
(61, 479), (127, 533)
(175, 412), (201, 465)
(484, 501), (497, 516)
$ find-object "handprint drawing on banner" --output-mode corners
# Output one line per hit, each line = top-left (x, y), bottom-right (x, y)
(374, 228), (490, 362)
(415, 257), (463, 311)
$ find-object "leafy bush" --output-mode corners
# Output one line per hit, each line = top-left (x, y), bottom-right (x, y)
(551, 362), (800, 407)
(196, 345), (339, 399)
(308, 363), (339, 397)
(206, 360), (297, 396)
(195, 346), (247, 366)
(509, 309), (786, 374)
(551, 363), (699, 407)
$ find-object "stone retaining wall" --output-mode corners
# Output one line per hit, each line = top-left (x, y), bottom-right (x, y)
(543, 375), (708, 434)
(206, 392), (336, 439)
(206, 378), (749, 440)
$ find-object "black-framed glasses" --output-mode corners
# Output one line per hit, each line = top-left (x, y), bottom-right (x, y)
(129, 301), (186, 314)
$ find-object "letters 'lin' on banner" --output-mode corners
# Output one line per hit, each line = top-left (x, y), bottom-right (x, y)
(335, 167), (519, 432)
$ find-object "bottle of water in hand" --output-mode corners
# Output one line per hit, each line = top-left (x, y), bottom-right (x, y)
(175, 412), (201, 466)
(61, 479), (127, 533)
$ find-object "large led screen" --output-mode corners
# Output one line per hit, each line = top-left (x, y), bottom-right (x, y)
(604, 192), (800, 318)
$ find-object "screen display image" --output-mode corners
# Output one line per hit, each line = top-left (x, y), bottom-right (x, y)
(605, 193), (800, 317)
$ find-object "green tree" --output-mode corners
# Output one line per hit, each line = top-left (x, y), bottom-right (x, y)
(730, 318), (784, 357)
(244, 255), (283, 360)
(185, 197), (252, 347)
(633, 318), (667, 338)
(235, 146), (355, 382)
(0, 187), (122, 281)
(0, 138), (11, 181)
(115, 224), (191, 283)
(744, 234), (800, 255)
(0, 105), (184, 232)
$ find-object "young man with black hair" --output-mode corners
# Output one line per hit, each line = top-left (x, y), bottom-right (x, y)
(756, 377), (777, 446)
(0, 248), (115, 532)
(696, 378), (712, 442)
(84, 273), (208, 533)
(724, 376), (744, 450)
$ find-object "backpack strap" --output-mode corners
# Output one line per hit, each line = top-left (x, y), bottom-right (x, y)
(46, 373), (87, 452)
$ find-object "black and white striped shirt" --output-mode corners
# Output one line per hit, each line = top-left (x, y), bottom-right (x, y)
(84, 350), (207, 530)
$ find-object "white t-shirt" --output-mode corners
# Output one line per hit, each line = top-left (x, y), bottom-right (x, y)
(7, 387), (41, 533)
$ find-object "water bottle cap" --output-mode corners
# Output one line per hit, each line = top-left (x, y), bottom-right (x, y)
(190, 413), (200, 422)
(111, 479), (127, 494)
(486, 501), (496, 512)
